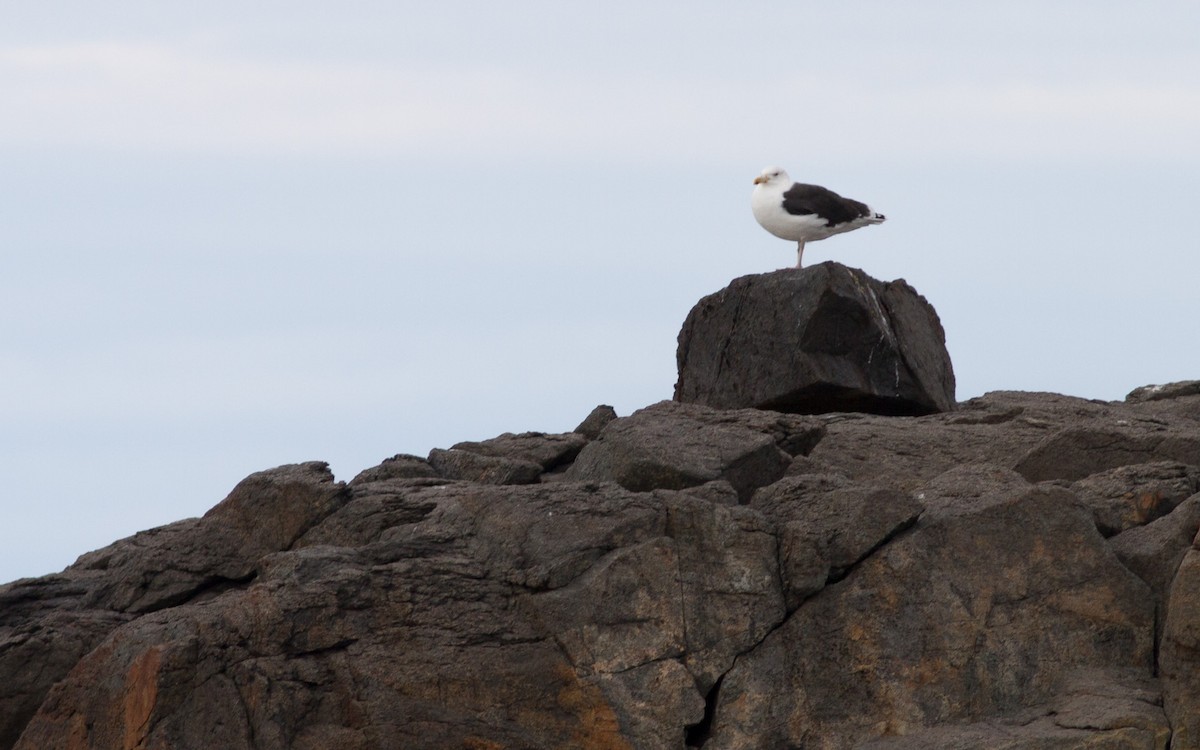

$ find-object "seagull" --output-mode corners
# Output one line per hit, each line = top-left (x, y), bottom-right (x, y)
(751, 166), (886, 268)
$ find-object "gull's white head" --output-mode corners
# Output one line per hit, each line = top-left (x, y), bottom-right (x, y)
(753, 166), (790, 187)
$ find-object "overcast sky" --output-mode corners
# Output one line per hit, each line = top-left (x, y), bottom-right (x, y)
(3, 2), (1198, 583)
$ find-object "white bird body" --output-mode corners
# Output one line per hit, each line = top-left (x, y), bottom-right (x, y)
(752, 166), (885, 267)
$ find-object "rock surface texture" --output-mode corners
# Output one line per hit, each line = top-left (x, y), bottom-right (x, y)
(2, 385), (1200, 749)
(674, 263), (957, 416)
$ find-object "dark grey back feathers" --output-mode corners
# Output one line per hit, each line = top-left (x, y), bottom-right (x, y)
(781, 183), (877, 227)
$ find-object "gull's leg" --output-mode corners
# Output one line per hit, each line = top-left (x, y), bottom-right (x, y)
(796, 241), (805, 268)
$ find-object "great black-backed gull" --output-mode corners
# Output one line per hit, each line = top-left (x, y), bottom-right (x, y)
(751, 166), (886, 268)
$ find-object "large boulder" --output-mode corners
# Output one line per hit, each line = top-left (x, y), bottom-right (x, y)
(674, 262), (956, 416)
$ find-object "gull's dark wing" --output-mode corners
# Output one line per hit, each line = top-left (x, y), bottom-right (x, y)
(781, 183), (872, 227)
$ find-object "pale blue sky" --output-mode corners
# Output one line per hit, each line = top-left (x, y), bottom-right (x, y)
(3, 2), (1199, 582)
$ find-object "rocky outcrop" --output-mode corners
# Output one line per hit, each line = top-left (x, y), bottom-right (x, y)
(1128, 380), (1200, 403)
(706, 474), (1156, 748)
(0, 462), (347, 749)
(674, 263), (956, 416)
(2, 385), (1199, 749)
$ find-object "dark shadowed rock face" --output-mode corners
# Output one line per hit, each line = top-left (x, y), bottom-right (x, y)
(674, 262), (956, 416)
(3, 385), (1200, 749)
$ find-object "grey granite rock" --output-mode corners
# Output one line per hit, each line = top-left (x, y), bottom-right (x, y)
(674, 262), (956, 416)
(5, 388), (1200, 750)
